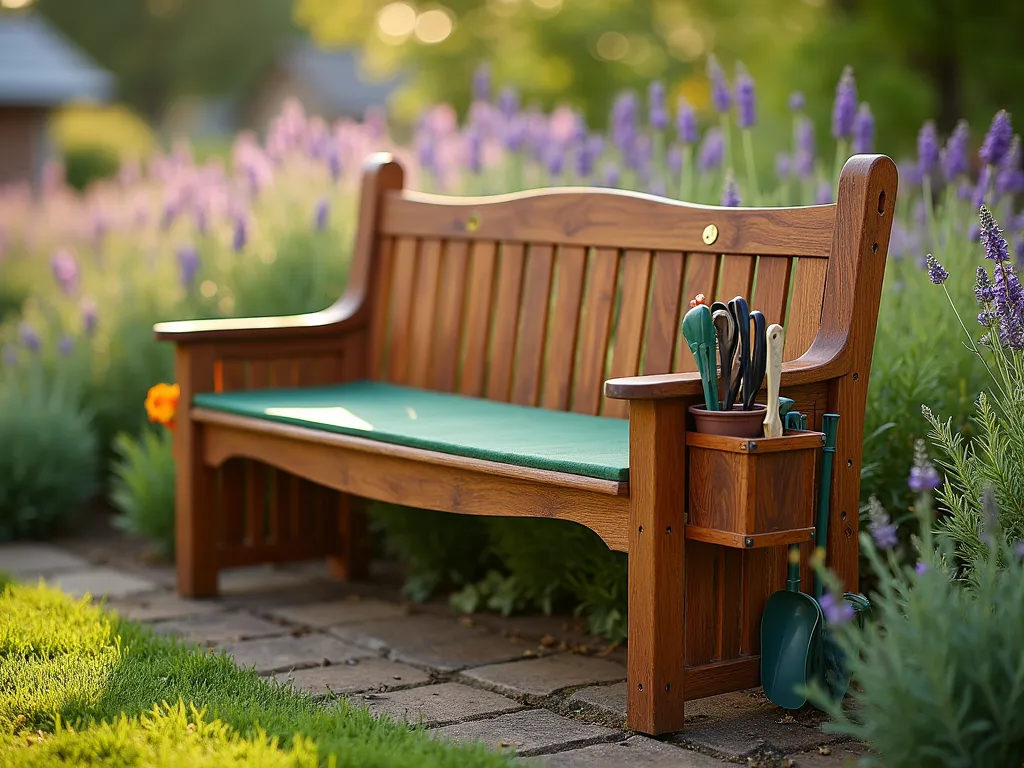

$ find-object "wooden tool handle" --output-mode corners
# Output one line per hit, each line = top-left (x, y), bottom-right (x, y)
(763, 323), (784, 437)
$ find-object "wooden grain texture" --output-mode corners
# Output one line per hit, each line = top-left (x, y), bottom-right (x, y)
(245, 462), (267, 546)
(407, 238), (443, 389)
(627, 398), (688, 734)
(512, 244), (555, 406)
(740, 547), (787, 655)
(717, 548), (743, 660)
(486, 242), (526, 401)
(217, 362), (248, 549)
(604, 250), (652, 418)
(683, 541), (718, 667)
(572, 247), (619, 415)
(685, 525), (815, 549)
(380, 187), (837, 257)
(675, 252), (719, 372)
(202, 420), (631, 552)
(541, 245), (587, 410)
(784, 256), (828, 362)
(384, 236), (419, 383)
(328, 494), (370, 581)
(433, 240), (470, 392)
(684, 657), (760, 700)
(715, 254), (756, 304)
(752, 256), (793, 327)
(458, 241), (498, 397)
(367, 236), (395, 379)
(642, 251), (685, 375)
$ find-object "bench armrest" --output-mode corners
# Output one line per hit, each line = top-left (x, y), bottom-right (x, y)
(605, 351), (849, 400)
(154, 295), (363, 343)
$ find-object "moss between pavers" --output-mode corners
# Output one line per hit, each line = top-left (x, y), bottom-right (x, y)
(0, 581), (513, 768)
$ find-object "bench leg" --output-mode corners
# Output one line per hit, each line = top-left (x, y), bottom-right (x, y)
(626, 399), (687, 735)
(328, 494), (370, 581)
(176, 422), (220, 597)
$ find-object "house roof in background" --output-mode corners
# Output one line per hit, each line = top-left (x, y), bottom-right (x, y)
(281, 44), (398, 115)
(0, 12), (113, 107)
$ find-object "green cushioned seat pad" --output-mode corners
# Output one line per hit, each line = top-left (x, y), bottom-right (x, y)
(193, 381), (629, 482)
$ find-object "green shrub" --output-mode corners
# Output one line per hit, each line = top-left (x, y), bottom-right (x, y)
(110, 427), (176, 558)
(61, 145), (121, 191)
(0, 373), (97, 541)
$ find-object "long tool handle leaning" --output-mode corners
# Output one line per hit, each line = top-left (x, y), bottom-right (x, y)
(763, 324), (784, 438)
(814, 414), (839, 600)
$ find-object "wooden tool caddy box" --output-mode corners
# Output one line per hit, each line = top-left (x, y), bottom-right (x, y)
(685, 430), (825, 549)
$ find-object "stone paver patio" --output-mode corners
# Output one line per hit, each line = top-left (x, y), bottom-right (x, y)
(0, 537), (866, 766)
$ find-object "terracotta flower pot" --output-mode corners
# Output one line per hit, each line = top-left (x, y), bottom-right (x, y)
(689, 403), (768, 438)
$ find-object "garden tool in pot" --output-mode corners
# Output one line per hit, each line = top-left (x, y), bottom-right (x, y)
(712, 307), (737, 408)
(763, 324), (784, 438)
(681, 304), (719, 411)
(760, 329), (824, 709)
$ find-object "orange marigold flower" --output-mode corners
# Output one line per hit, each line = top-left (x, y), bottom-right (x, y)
(145, 383), (180, 429)
(689, 293), (707, 308)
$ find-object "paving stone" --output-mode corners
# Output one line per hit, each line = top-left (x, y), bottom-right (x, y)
(152, 612), (287, 645)
(106, 591), (223, 622)
(277, 658), (431, 696)
(264, 598), (408, 628)
(668, 690), (842, 760)
(567, 681), (626, 718)
(528, 736), (731, 767)
(462, 653), (625, 698)
(0, 544), (90, 579)
(432, 708), (619, 757)
(785, 742), (871, 767)
(355, 682), (522, 727)
(220, 566), (316, 595)
(219, 633), (373, 673)
(331, 614), (529, 672)
(49, 568), (159, 599)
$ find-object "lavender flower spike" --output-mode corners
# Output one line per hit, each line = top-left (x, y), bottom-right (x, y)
(917, 120), (940, 180)
(676, 98), (697, 144)
(697, 128), (724, 172)
(177, 246), (200, 287)
(707, 54), (731, 113)
(721, 173), (741, 207)
(819, 592), (855, 625)
(866, 496), (898, 550)
(996, 136), (1024, 198)
(232, 216), (248, 253)
(648, 80), (668, 130)
(925, 254), (949, 285)
(734, 62), (756, 129)
(794, 116), (815, 179)
(19, 322), (40, 353)
(472, 63), (491, 102)
(314, 199), (329, 231)
(852, 103), (874, 154)
(831, 66), (858, 140)
(980, 109), (1013, 167)
(788, 91), (805, 112)
(941, 119), (970, 182)
(909, 463), (941, 491)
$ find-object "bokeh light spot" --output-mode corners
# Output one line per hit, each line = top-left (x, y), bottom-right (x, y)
(415, 8), (454, 44)
(595, 31), (629, 61)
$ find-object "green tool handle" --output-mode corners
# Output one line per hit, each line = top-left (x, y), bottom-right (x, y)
(813, 413), (839, 600)
(786, 544), (801, 593)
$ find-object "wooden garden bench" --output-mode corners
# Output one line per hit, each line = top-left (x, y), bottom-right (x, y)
(155, 152), (897, 735)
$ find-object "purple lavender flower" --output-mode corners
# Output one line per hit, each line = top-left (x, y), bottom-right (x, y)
(915, 561), (928, 575)
(177, 246), (200, 287)
(980, 110), (1013, 167)
(648, 81), (668, 130)
(58, 335), (74, 356)
(697, 128), (724, 172)
(968, 223), (981, 243)
(81, 299), (97, 335)
(721, 174), (741, 207)
(909, 462), (942, 490)
(2, 347), (16, 367)
(976, 265), (996, 304)
(472, 63), (491, 102)
(815, 181), (834, 205)
(788, 91), (805, 112)
(775, 153), (791, 180)
(466, 129), (483, 175)
(545, 142), (566, 179)
(667, 145), (683, 177)
(831, 66), (858, 140)
(314, 199), (329, 231)
(1016, 239), (1024, 264)
(972, 166), (991, 209)
(707, 54), (731, 113)
(941, 120), (970, 182)
(498, 86), (519, 119)
(649, 178), (666, 197)
(327, 149), (342, 182)
(575, 134), (603, 179)
(1016, 540), (1024, 559)
(925, 254), (949, 285)
(819, 592), (855, 625)
(917, 120), (940, 180)
(232, 216), (247, 253)
(611, 92), (638, 152)
(795, 117), (815, 179)
(979, 206), (1024, 348)
(852, 104), (874, 154)
(734, 63), (756, 129)
(676, 99), (697, 144)
(996, 136), (1024, 198)
(50, 248), (79, 297)
(19, 322), (40, 353)
(866, 496), (898, 549)
(603, 162), (620, 188)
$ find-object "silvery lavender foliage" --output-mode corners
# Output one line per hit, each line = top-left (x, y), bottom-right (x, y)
(721, 173), (741, 207)
(976, 207), (1024, 349)
(648, 81), (668, 130)
(697, 128), (724, 172)
(707, 54), (731, 113)
(852, 103), (874, 154)
(979, 110), (1013, 167)
(675, 98), (697, 144)
(831, 66), (858, 140)
(734, 63), (756, 129)
(917, 120), (940, 180)
(941, 120), (970, 182)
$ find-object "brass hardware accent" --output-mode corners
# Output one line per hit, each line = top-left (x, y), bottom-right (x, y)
(702, 223), (719, 245)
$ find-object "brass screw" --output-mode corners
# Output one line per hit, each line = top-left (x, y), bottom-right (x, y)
(702, 223), (719, 245)
(466, 212), (481, 232)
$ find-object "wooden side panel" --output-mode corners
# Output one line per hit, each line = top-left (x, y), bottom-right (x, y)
(604, 249), (653, 417)
(674, 252), (720, 373)
(407, 239), (444, 388)
(715, 254), (755, 304)
(541, 245), (587, 411)
(385, 237), (419, 383)
(511, 244), (555, 406)
(218, 361), (248, 550)
(432, 240), (470, 392)
(683, 541), (718, 666)
(642, 251), (685, 375)
(573, 247), (619, 415)
(784, 256), (828, 361)
(459, 241), (498, 397)
(368, 236), (395, 380)
(751, 256), (792, 328)
(486, 243), (526, 401)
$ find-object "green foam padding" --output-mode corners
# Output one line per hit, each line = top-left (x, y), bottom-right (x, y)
(193, 381), (629, 482)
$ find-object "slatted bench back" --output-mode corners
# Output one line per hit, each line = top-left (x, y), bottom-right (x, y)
(364, 176), (838, 418)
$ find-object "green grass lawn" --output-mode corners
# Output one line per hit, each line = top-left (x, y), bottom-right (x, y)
(0, 575), (512, 767)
